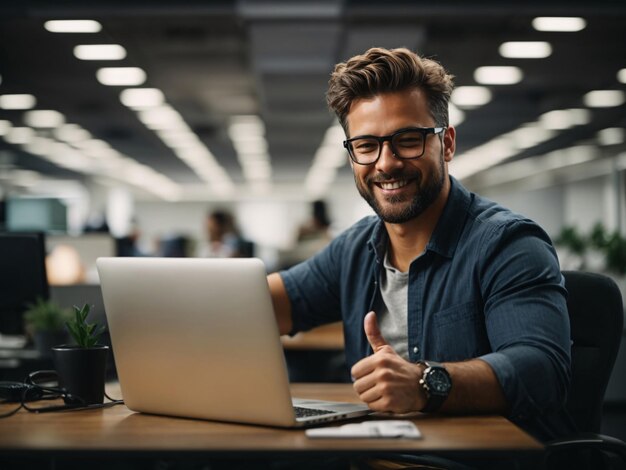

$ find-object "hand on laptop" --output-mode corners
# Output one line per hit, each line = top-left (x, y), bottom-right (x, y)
(351, 312), (426, 414)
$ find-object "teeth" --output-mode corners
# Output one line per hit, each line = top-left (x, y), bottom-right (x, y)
(380, 180), (408, 190)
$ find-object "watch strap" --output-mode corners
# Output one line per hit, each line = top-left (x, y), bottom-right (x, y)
(420, 389), (446, 412)
(418, 361), (450, 413)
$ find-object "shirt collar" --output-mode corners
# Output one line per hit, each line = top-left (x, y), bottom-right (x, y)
(367, 217), (388, 263)
(366, 176), (471, 260)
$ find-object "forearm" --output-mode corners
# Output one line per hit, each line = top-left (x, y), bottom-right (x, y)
(267, 273), (293, 335)
(352, 314), (510, 415)
(439, 359), (508, 415)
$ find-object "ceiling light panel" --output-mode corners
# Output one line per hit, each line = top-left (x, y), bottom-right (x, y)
(137, 105), (184, 129)
(499, 41), (552, 59)
(450, 105), (581, 180)
(54, 123), (92, 143)
(451, 86), (492, 108)
(448, 103), (465, 126)
(0, 120), (11, 136)
(120, 88), (165, 108)
(539, 109), (590, 130)
(228, 115), (272, 191)
(44, 20), (102, 33)
(532, 17), (587, 32)
(131, 101), (234, 195)
(0, 113), (180, 201)
(618, 68), (626, 84)
(509, 125), (556, 150)
(597, 128), (625, 146)
(583, 90), (626, 108)
(4, 127), (35, 145)
(24, 110), (66, 128)
(474, 66), (523, 85)
(0, 94), (37, 110)
(96, 67), (146, 86)
(74, 44), (126, 61)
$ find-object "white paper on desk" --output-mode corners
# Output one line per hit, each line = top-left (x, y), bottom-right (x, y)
(305, 420), (421, 439)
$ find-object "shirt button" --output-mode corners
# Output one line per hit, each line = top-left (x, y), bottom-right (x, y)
(413, 346), (419, 354)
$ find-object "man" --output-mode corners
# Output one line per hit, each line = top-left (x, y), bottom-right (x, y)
(268, 47), (573, 441)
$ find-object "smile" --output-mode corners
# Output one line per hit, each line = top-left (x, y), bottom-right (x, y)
(377, 179), (411, 190)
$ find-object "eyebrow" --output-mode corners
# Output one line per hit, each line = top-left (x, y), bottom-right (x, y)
(349, 126), (431, 140)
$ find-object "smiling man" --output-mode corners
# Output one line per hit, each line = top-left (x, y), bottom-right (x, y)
(268, 47), (574, 443)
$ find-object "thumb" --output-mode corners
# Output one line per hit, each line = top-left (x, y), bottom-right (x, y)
(364, 311), (388, 352)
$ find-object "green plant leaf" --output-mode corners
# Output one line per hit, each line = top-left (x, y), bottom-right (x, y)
(23, 298), (71, 332)
(65, 303), (105, 348)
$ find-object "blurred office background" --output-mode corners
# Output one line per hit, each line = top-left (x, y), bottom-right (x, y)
(1, 0), (625, 438)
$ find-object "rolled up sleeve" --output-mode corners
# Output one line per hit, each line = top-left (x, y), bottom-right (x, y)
(280, 235), (345, 335)
(478, 219), (571, 420)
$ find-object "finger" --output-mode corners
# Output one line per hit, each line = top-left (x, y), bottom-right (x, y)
(351, 353), (376, 381)
(364, 311), (388, 352)
(352, 371), (379, 395)
(352, 371), (384, 404)
(364, 395), (390, 413)
(357, 383), (383, 405)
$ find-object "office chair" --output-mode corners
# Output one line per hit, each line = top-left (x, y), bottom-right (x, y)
(544, 271), (626, 469)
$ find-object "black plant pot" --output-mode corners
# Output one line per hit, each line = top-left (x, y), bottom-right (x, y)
(52, 344), (109, 405)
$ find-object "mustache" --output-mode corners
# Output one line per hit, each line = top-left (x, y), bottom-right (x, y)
(365, 171), (420, 185)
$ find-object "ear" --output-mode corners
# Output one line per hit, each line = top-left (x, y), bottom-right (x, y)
(443, 126), (456, 162)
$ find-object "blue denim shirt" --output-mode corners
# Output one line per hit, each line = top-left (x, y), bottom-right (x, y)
(281, 176), (574, 441)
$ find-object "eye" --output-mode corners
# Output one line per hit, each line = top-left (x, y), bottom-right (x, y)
(395, 132), (424, 148)
(353, 139), (378, 153)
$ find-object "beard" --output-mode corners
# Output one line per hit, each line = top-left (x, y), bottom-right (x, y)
(355, 154), (446, 224)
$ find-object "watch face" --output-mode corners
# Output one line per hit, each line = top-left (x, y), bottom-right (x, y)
(428, 369), (451, 395)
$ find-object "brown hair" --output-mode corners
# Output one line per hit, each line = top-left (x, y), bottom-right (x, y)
(326, 47), (454, 135)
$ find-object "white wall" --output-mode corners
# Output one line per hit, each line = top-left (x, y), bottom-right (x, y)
(563, 175), (610, 233)
(483, 173), (617, 240)
(483, 184), (565, 238)
(133, 200), (209, 255)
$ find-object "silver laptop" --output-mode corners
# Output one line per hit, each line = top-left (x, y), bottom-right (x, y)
(96, 257), (370, 427)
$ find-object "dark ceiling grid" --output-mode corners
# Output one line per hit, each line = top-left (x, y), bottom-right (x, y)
(0, 1), (625, 199)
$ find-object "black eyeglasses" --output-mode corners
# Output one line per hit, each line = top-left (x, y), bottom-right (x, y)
(343, 127), (446, 165)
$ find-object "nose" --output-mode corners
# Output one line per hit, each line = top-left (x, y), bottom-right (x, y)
(375, 140), (404, 174)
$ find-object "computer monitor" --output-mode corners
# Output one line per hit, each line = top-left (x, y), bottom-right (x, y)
(0, 232), (49, 335)
(6, 198), (67, 233)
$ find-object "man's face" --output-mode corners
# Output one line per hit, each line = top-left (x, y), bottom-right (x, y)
(346, 88), (455, 224)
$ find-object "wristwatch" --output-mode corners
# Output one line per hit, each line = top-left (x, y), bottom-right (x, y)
(418, 361), (452, 412)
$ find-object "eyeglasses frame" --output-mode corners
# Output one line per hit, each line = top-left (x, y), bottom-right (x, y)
(343, 126), (446, 165)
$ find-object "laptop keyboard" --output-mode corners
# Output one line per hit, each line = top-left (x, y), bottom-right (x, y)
(294, 406), (333, 418)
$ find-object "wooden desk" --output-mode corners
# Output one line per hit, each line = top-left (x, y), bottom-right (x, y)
(0, 383), (543, 466)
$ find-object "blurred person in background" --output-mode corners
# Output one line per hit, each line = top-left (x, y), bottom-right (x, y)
(198, 209), (249, 258)
(279, 200), (334, 269)
(297, 199), (332, 243)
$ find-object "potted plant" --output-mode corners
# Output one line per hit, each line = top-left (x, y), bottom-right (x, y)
(52, 303), (109, 405)
(602, 232), (626, 275)
(554, 226), (587, 270)
(23, 298), (71, 357)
